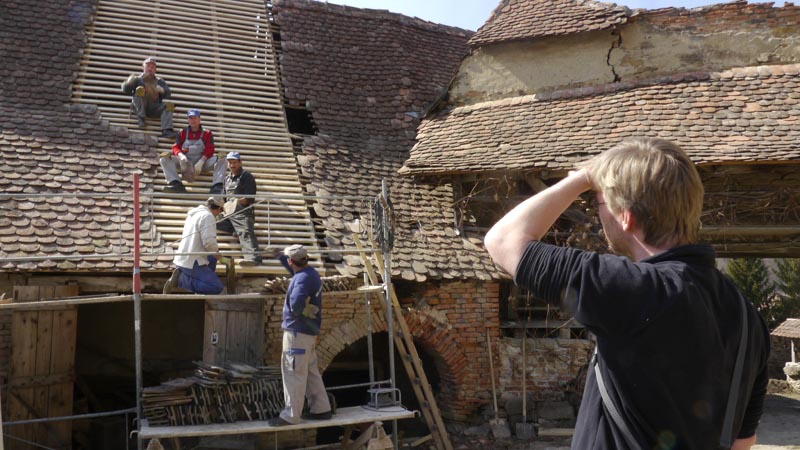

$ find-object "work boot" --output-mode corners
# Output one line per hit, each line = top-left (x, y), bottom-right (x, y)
(160, 128), (177, 139)
(162, 180), (186, 193)
(268, 416), (292, 427)
(137, 117), (146, 127)
(209, 183), (223, 195)
(163, 268), (180, 294)
(301, 410), (333, 421)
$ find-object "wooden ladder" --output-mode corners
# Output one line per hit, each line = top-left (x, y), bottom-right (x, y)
(354, 235), (453, 450)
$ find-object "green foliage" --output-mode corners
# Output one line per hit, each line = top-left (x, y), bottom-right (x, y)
(773, 258), (800, 326)
(725, 258), (776, 326)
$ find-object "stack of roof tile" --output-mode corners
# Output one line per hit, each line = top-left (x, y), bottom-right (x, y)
(402, 65), (800, 176)
(469, 0), (629, 47)
(273, 0), (501, 280)
(0, 0), (165, 271)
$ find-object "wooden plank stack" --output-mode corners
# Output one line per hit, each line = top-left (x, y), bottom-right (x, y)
(262, 275), (355, 294)
(142, 362), (283, 427)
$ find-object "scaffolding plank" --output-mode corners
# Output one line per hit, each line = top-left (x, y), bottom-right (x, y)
(139, 406), (415, 438)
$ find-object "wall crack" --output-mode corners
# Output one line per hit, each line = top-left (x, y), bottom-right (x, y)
(607, 29), (623, 83)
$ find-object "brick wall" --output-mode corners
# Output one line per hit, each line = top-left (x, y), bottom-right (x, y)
(642, 2), (800, 33)
(263, 280), (500, 423)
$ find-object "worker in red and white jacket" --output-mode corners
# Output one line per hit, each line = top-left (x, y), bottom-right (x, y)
(159, 108), (225, 193)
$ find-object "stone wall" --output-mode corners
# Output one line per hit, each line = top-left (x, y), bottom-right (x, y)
(450, 1), (800, 105)
(770, 335), (798, 379)
(497, 337), (593, 402)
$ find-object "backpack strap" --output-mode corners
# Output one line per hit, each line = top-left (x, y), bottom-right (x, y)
(719, 293), (749, 449)
(593, 348), (641, 449)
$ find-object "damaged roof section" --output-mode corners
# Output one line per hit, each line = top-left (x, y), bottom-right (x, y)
(273, 0), (500, 281)
(402, 64), (800, 176)
(469, 0), (629, 47)
(0, 0), (165, 272)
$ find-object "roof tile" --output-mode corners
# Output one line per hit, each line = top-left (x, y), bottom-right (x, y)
(470, 0), (628, 47)
(274, 0), (501, 280)
(404, 65), (800, 175)
(0, 0), (169, 272)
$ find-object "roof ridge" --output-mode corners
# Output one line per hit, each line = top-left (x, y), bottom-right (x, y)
(273, 0), (473, 36)
(448, 63), (800, 115)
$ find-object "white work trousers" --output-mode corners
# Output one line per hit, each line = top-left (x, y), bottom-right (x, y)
(278, 330), (331, 424)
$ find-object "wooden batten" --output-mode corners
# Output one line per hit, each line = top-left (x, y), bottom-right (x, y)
(72, 0), (321, 275)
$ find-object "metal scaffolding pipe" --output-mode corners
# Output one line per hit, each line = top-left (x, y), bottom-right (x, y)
(132, 172), (144, 450)
(382, 179), (398, 450)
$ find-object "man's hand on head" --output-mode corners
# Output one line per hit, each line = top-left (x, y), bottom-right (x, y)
(567, 167), (594, 192)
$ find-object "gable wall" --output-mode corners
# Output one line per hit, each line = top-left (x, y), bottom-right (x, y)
(450, 2), (800, 106)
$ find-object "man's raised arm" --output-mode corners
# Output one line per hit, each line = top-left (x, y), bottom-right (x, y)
(484, 169), (592, 275)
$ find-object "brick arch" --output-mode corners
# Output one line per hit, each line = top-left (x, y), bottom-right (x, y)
(316, 309), (469, 412)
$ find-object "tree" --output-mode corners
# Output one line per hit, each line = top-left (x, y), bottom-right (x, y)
(772, 258), (800, 326)
(725, 258), (776, 327)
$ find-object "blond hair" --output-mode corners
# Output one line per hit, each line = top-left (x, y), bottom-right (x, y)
(585, 138), (704, 248)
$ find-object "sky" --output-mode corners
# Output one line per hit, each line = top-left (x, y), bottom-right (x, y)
(326, 0), (730, 31)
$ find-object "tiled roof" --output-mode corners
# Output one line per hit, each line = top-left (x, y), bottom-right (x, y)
(772, 318), (800, 339)
(0, 0), (166, 272)
(469, 0), (629, 47)
(402, 65), (800, 176)
(273, 0), (500, 280)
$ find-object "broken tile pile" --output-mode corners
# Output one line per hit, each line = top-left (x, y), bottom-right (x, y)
(142, 362), (283, 426)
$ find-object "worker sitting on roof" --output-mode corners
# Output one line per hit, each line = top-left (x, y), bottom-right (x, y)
(163, 197), (225, 295)
(160, 108), (225, 193)
(121, 57), (176, 138)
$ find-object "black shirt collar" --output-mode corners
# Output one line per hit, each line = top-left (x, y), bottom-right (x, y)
(641, 243), (716, 267)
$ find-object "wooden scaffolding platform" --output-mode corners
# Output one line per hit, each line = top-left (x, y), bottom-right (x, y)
(139, 405), (415, 439)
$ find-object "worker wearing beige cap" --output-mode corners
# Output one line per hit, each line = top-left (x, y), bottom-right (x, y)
(121, 56), (176, 138)
(269, 244), (334, 426)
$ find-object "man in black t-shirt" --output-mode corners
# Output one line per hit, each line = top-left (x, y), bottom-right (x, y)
(485, 138), (768, 450)
(216, 152), (261, 266)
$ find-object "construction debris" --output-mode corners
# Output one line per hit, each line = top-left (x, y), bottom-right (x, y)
(142, 362), (284, 427)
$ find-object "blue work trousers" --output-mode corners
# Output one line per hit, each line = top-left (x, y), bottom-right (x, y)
(178, 257), (224, 294)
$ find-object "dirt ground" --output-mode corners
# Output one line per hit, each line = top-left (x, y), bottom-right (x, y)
(450, 393), (800, 450)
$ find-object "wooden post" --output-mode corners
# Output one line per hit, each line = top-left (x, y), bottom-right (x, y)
(1, 383), (5, 450)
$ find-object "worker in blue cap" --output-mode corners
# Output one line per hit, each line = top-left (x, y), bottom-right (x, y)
(217, 152), (262, 266)
(160, 108), (225, 193)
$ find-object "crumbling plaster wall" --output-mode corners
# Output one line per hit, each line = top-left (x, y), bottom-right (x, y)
(450, 30), (617, 105)
(611, 18), (800, 81)
(450, 2), (800, 106)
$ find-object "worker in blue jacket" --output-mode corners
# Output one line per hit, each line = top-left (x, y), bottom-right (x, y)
(269, 244), (334, 426)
